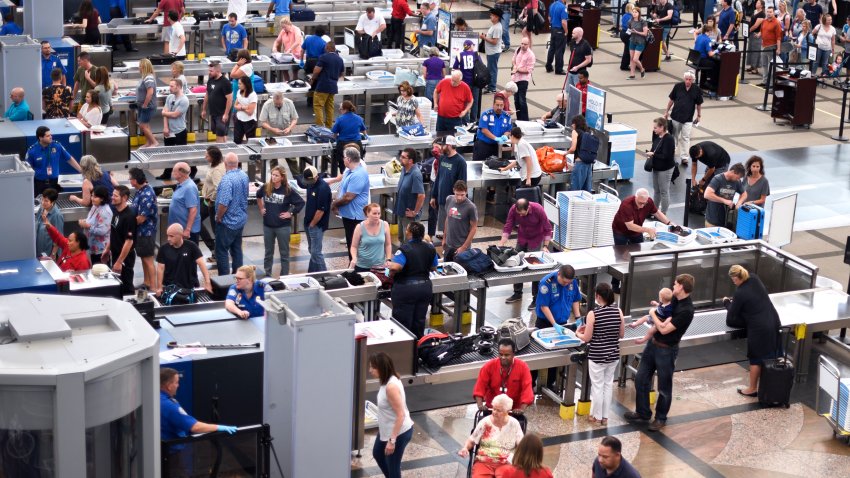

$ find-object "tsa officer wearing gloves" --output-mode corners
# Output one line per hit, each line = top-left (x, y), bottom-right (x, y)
(225, 265), (273, 319)
(473, 95), (513, 162)
(160, 368), (238, 450)
(26, 126), (83, 196)
(532, 264), (582, 390)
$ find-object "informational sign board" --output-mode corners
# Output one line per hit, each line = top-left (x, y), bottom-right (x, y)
(584, 85), (606, 130)
(767, 193), (797, 248)
(566, 85), (583, 128)
(438, 9), (452, 49)
(449, 31), (478, 69)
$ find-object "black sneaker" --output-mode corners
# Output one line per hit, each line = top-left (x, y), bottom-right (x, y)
(624, 411), (650, 422)
(505, 293), (523, 304)
(527, 299), (536, 311)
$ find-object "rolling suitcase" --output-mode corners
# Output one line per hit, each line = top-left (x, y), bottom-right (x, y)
(758, 356), (794, 408)
(736, 204), (765, 239)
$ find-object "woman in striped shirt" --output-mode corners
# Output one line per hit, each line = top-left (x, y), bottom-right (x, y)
(576, 283), (625, 426)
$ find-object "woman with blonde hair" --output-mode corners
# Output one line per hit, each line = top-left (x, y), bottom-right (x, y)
(272, 17), (303, 81)
(350, 203), (393, 272)
(170, 61), (191, 94)
(225, 265), (273, 319)
(136, 58), (159, 148)
(69, 155), (117, 207)
(394, 81), (423, 127)
(256, 166), (305, 276)
(724, 265), (781, 397)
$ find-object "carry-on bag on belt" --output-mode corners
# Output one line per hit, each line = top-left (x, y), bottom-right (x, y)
(736, 204), (765, 239)
(290, 8), (316, 22)
(498, 318), (531, 351)
(758, 356), (794, 408)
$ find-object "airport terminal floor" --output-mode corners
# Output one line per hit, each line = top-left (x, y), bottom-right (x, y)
(46, 1), (850, 477)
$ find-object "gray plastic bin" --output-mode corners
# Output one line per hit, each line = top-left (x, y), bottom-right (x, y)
(0, 154), (35, 261)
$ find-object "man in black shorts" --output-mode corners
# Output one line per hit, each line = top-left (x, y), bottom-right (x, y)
(104, 185), (137, 295)
(201, 61), (233, 143)
(155, 224), (212, 299)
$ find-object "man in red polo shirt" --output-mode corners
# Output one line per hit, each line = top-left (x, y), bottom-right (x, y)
(610, 188), (675, 293)
(433, 69), (473, 133)
(473, 338), (534, 413)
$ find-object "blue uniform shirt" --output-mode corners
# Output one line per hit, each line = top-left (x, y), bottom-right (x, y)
(272, 0), (292, 15)
(41, 54), (67, 90)
(169, 180), (201, 233)
(338, 165), (370, 220)
(221, 23), (248, 54)
(535, 271), (581, 324)
(0, 22), (22, 35)
(216, 169), (250, 229)
(131, 184), (159, 237)
(160, 390), (198, 441)
(226, 281), (273, 318)
(332, 111), (367, 141)
(549, 2), (567, 29)
(476, 108), (512, 144)
(694, 33), (712, 59)
(302, 35), (327, 59)
(26, 141), (72, 181)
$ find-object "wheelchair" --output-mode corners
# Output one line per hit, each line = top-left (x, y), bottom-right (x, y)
(465, 408), (529, 478)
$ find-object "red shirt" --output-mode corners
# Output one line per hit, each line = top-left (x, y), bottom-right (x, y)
(576, 80), (590, 113)
(159, 0), (184, 26)
(46, 224), (92, 272)
(435, 78), (473, 118)
(473, 358), (534, 409)
(391, 0), (415, 20)
(612, 196), (658, 237)
(502, 467), (554, 478)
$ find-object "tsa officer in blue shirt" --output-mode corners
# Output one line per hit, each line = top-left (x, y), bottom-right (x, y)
(225, 265), (273, 319)
(532, 264), (583, 389)
(160, 367), (237, 464)
(26, 126), (82, 197)
(40, 41), (67, 89)
(473, 95), (513, 162)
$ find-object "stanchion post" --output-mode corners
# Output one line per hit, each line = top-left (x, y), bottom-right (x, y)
(756, 58), (773, 111)
(740, 36), (749, 85)
(832, 87), (849, 142)
(683, 178), (691, 228)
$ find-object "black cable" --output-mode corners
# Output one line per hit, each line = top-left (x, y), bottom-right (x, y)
(268, 436), (285, 478)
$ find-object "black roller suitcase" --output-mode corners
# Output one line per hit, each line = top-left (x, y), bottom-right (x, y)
(758, 357), (794, 408)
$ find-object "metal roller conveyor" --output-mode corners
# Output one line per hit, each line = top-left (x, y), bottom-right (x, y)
(419, 339), (584, 377)
(480, 265), (562, 288)
(619, 309), (740, 356)
(249, 135), (329, 159)
(129, 143), (258, 170)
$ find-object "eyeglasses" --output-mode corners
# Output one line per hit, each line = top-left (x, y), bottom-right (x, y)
(235, 276), (248, 281)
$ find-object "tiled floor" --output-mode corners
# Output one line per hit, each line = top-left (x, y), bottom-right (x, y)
(107, 3), (850, 476)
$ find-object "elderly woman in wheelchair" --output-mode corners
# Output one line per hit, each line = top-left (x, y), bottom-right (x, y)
(458, 393), (526, 478)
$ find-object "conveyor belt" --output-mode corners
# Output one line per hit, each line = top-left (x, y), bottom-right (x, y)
(421, 340), (580, 373)
(481, 266), (561, 287)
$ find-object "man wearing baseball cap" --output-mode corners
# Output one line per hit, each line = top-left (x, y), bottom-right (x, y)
(429, 136), (467, 241)
(302, 165), (332, 272)
(452, 40), (481, 122)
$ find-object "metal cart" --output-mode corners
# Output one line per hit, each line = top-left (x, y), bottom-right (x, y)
(816, 355), (850, 444)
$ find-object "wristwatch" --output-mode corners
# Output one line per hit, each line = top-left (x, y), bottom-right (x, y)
(388, 437), (396, 444)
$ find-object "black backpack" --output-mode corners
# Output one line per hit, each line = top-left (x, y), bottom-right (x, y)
(418, 334), (477, 370)
(577, 131), (600, 164)
(472, 55), (490, 88)
(161, 285), (196, 306)
(357, 34), (382, 60)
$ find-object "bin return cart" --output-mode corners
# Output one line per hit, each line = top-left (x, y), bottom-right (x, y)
(817, 355), (850, 444)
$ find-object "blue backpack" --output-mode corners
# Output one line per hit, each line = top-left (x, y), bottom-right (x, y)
(577, 131), (600, 164)
(671, 3), (681, 26)
(454, 248), (494, 274)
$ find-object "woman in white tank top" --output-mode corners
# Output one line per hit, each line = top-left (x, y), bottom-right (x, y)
(369, 352), (414, 478)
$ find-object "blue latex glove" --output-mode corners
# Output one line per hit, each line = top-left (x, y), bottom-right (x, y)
(553, 323), (567, 336)
(497, 135), (509, 144)
(574, 317), (584, 329)
(218, 425), (238, 434)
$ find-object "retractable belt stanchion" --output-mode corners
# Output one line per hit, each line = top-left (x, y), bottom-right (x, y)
(755, 58), (775, 111)
(683, 178), (691, 228)
(739, 35), (749, 85)
(831, 84), (850, 142)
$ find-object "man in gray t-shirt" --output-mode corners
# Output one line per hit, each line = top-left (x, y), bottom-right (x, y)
(163, 78), (190, 141)
(704, 163), (747, 227)
(481, 8), (504, 92)
(443, 180), (478, 261)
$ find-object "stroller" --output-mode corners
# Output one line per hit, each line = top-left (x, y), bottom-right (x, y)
(826, 53), (850, 88)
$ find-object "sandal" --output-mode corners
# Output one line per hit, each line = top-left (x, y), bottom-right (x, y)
(641, 69), (646, 78)
(588, 416), (599, 424)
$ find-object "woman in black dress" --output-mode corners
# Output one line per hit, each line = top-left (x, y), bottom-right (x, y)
(724, 264), (781, 397)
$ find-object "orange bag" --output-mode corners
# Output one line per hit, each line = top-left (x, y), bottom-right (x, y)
(536, 146), (566, 173)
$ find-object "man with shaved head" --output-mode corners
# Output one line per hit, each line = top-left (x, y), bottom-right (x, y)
(168, 161), (201, 244)
(156, 220), (212, 301)
(5, 87), (30, 121)
(610, 188), (675, 293)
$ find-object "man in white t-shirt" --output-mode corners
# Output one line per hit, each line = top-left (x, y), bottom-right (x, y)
(356, 7), (387, 40)
(168, 11), (186, 56)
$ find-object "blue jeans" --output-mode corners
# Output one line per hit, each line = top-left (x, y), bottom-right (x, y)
(305, 225), (327, 272)
(466, 85), (481, 123)
(487, 53), (500, 91)
(424, 79), (439, 104)
(263, 224), (291, 276)
(372, 427), (413, 478)
(635, 340), (679, 422)
(436, 115), (462, 134)
(515, 80), (529, 121)
(499, 7), (511, 49)
(815, 48), (831, 76)
(568, 72), (579, 88)
(215, 223), (244, 275)
(571, 161), (593, 192)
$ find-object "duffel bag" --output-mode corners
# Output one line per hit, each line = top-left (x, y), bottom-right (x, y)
(536, 146), (566, 173)
(290, 8), (316, 22)
(454, 248), (494, 274)
(161, 284), (196, 305)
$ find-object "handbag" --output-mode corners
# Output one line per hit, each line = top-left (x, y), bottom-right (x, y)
(643, 135), (663, 172)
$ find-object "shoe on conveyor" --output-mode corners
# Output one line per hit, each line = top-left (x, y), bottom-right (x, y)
(505, 293), (523, 304)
